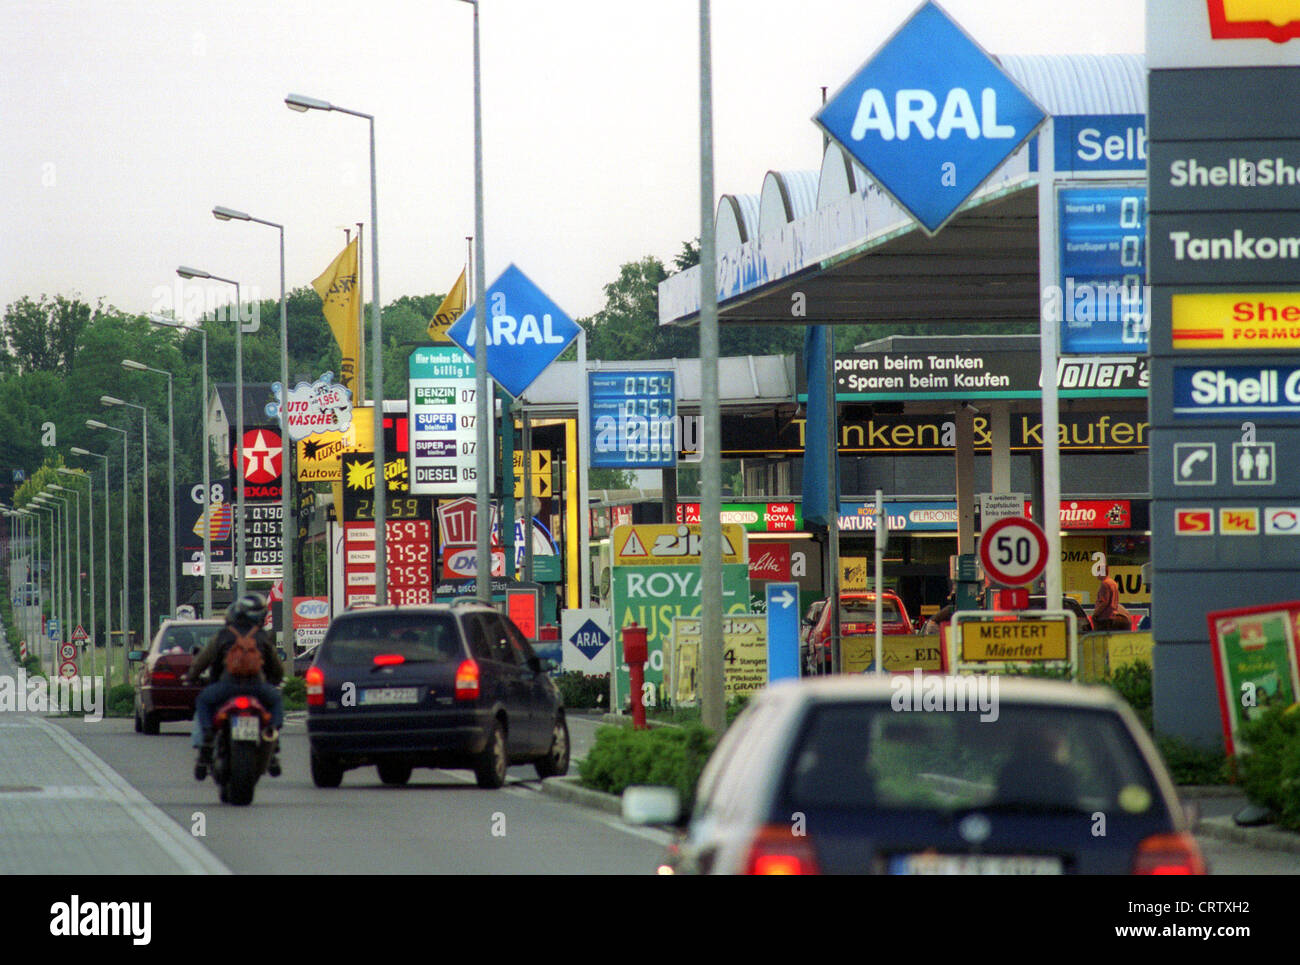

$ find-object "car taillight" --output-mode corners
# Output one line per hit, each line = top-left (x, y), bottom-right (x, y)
(743, 825), (819, 875)
(234, 696), (251, 710)
(305, 666), (325, 707)
(1133, 833), (1206, 875)
(455, 659), (480, 701)
(373, 653), (405, 667)
(150, 669), (178, 683)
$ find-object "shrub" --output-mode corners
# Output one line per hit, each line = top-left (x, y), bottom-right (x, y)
(282, 676), (306, 710)
(1156, 735), (1229, 786)
(555, 672), (610, 710)
(1236, 704), (1300, 830)
(579, 722), (716, 803)
(107, 683), (135, 717)
(1106, 659), (1153, 732)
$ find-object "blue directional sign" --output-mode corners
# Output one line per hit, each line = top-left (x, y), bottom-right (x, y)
(589, 371), (676, 468)
(765, 582), (801, 683)
(446, 264), (581, 398)
(814, 1), (1047, 235)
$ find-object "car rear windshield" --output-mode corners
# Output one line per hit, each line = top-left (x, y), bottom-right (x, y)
(322, 615), (463, 665)
(156, 625), (221, 654)
(780, 700), (1165, 820)
(840, 599), (903, 624)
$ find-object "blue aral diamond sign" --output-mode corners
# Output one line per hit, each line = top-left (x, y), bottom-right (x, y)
(569, 618), (610, 661)
(446, 264), (581, 398)
(814, 1), (1046, 235)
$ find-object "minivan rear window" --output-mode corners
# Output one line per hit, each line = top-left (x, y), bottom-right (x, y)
(322, 615), (462, 664)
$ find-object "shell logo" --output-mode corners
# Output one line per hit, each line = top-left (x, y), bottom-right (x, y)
(1208, 1), (1300, 42)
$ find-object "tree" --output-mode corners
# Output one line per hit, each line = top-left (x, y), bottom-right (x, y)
(2, 294), (93, 374)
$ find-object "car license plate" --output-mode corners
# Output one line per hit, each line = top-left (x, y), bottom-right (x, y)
(231, 716), (260, 742)
(889, 854), (1062, 875)
(359, 687), (420, 706)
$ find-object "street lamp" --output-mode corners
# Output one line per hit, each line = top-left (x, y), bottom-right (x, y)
(100, 396), (152, 645)
(57, 468), (94, 673)
(122, 359), (177, 618)
(33, 492), (69, 668)
(177, 266), (249, 597)
(50, 481), (85, 652)
(87, 419), (131, 669)
(286, 92), (387, 605)
(147, 315), (212, 618)
(13, 508), (39, 663)
(29, 500), (57, 669)
(70, 447), (112, 689)
(453, 1), (491, 603)
(213, 204), (294, 649)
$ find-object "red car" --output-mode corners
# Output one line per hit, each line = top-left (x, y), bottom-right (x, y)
(803, 592), (915, 674)
(130, 619), (224, 734)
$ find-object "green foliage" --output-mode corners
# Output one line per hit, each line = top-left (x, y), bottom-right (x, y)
(1156, 736), (1230, 787)
(588, 468), (635, 491)
(1107, 660), (1154, 731)
(282, 676), (306, 710)
(107, 683), (135, 717)
(554, 672), (609, 709)
(1236, 705), (1300, 829)
(578, 722), (716, 803)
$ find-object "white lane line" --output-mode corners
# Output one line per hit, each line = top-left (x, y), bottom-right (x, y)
(34, 717), (231, 875)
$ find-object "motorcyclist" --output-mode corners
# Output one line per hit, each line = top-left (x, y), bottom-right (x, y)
(186, 593), (285, 780)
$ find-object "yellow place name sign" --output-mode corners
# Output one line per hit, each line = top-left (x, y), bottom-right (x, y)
(961, 619), (1069, 662)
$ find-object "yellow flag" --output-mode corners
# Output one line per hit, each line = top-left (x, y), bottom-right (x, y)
(312, 239), (361, 397)
(427, 268), (467, 343)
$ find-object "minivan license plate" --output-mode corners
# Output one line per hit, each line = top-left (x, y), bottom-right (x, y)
(360, 687), (420, 706)
(890, 854), (1062, 875)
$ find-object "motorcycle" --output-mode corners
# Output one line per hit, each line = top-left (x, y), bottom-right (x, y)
(209, 695), (278, 805)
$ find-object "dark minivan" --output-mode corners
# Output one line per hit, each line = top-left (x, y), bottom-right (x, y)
(305, 603), (568, 789)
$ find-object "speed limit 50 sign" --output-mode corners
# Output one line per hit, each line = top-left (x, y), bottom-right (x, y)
(979, 516), (1048, 588)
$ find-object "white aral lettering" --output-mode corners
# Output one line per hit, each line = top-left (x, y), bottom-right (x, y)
(850, 87), (1016, 142)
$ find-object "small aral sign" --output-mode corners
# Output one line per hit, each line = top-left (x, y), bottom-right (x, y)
(960, 617), (1070, 663)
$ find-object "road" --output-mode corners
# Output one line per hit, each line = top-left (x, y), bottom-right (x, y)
(50, 712), (669, 875)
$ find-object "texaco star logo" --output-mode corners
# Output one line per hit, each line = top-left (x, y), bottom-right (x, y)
(237, 429), (283, 483)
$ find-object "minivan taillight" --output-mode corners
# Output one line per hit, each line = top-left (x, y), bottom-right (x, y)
(1133, 833), (1206, 875)
(743, 825), (819, 875)
(455, 659), (480, 701)
(305, 666), (325, 707)
(150, 669), (178, 683)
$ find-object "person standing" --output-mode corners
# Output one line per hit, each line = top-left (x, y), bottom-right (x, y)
(1091, 566), (1130, 631)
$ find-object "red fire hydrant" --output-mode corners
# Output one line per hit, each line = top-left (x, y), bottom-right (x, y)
(623, 623), (648, 730)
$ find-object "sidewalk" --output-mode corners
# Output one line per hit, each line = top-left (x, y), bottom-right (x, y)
(0, 643), (229, 874)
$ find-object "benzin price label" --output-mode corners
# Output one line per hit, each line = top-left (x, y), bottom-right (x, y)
(979, 516), (1048, 587)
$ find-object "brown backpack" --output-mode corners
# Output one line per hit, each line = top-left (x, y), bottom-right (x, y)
(224, 630), (264, 678)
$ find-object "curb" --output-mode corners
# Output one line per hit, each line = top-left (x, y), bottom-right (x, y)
(1195, 815), (1300, 855)
(539, 775), (624, 816)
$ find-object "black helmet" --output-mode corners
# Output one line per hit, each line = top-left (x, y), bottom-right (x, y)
(226, 592), (268, 633)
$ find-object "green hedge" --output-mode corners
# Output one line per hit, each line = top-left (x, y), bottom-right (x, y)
(579, 722), (716, 803)
(555, 672), (610, 710)
(1237, 705), (1300, 830)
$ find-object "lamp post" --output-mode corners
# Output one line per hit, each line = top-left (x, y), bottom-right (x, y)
(30, 501), (56, 669)
(49, 482), (84, 653)
(122, 359), (176, 618)
(33, 493), (67, 669)
(453, 1), (491, 603)
(70, 448), (111, 689)
(147, 315), (212, 618)
(285, 93), (387, 606)
(213, 205), (294, 648)
(14, 508), (38, 662)
(177, 267), (248, 597)
(57, 469), (93, 673)
(86, 420), (130, 672)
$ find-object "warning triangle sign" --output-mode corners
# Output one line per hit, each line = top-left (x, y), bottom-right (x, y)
(71, 625), (88, 642)
(620, 529), (648, 557)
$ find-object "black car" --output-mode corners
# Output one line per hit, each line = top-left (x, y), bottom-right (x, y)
(305, 603), (568, 789)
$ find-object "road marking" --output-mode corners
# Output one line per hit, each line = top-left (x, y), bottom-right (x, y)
(35, 717), (231, 875)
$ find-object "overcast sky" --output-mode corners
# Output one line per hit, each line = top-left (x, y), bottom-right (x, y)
(1, 0), (1144, 326)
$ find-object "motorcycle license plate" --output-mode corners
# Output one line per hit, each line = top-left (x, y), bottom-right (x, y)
(231, 716), (260, 742)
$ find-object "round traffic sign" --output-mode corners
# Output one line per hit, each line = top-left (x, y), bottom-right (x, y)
(58, 660), (78, 679)
(60, 643), (76, 661)
(979, 516), (1048, 587)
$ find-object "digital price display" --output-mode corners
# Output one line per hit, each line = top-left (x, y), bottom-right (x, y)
(345, 495), (433, 523)
(1058, 186), (1147, 353)
(386, 519), (434, 605)
(589, 371), (676, 468)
